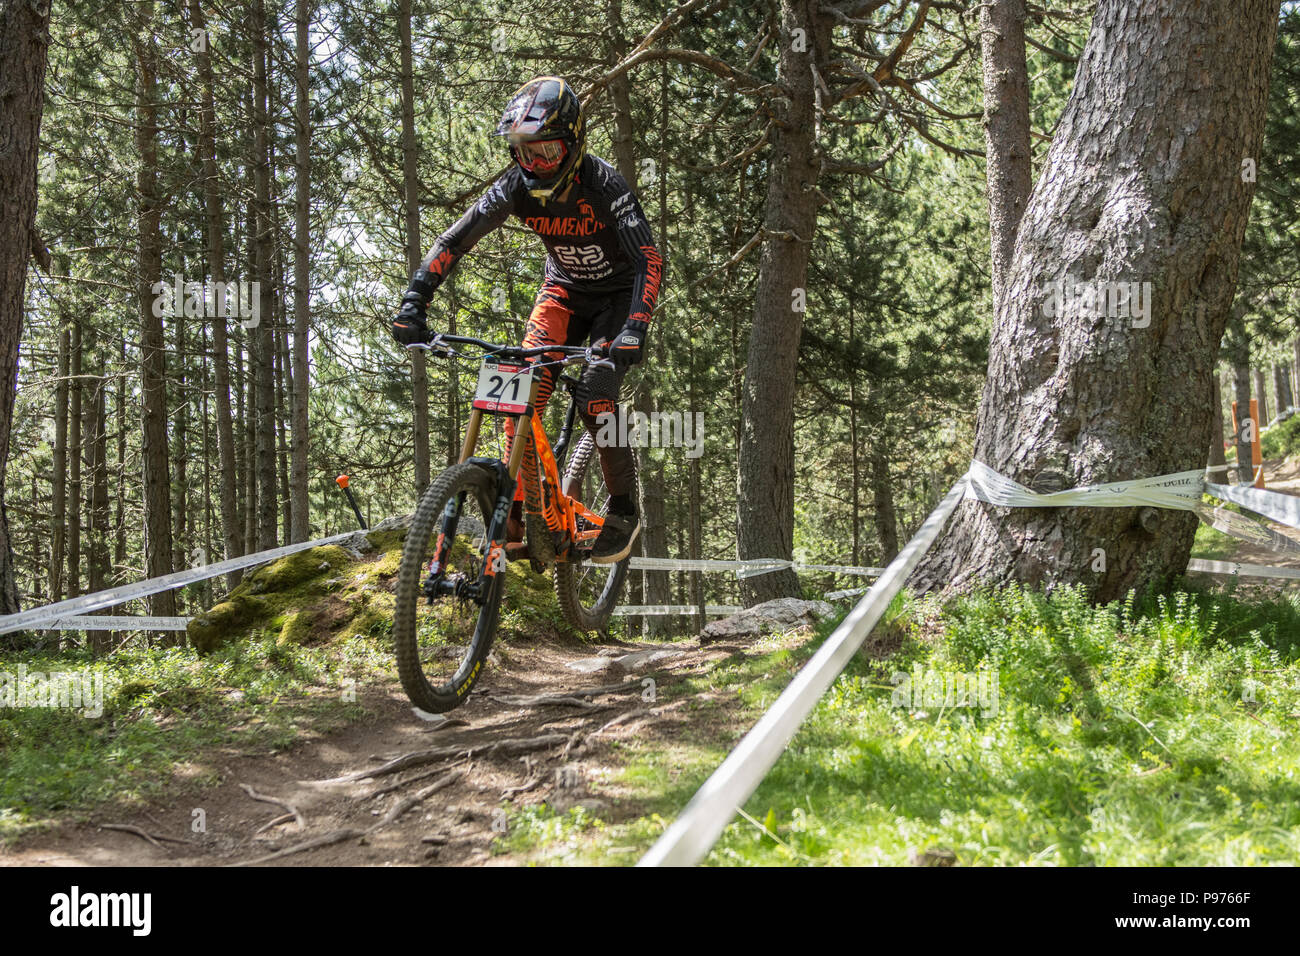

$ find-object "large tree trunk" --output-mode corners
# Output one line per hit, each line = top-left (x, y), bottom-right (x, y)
(915, 0), (1280, 600)
(0, 0), (52, 616)
(50, 321), (69, 601)
(1275, 362), (1294, 415)
(68, 317), (82, 598)
(251, 0), (278, 551)
(979, 0), (1032, 306)
(191, 0), (242, 583)
(398, 0), (431, 493)
(134, 2), (177, 623)
(607, 0), (671, 632)
(290, 0), (313, 542)
(1232, 356), (1255, 484)
(1254, 366), (1269, 424)
(737, 0), (829, 605)
(135, 1), (178, 622)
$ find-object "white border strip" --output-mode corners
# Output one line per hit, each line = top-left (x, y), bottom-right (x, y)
(0, 532), (357, 636)
(628, 556), (884, 579)
(1187, 558), (1300, 580)
(611, 605), (741, 616)
(39, 616), (193, 631)
(637, 474), (970, 867)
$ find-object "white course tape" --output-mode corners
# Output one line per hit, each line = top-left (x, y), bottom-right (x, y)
(628, 556), (884, 579)
(1187, 559), (1300, 581)
(638, 474), (970, 867)
(966, 459), (1203, 511)
(1206, 481), (1300, 531)
(0, 531), (357, 636)
(611, 605), (742, 616)
(40, 616), (193, 631)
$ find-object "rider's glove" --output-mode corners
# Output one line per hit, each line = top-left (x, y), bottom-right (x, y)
(391, 292), (431, 345)
(608, 320), (649, 368)
(392, 264), (441, 346)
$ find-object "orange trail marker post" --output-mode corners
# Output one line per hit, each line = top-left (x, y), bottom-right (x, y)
(336, 474), (368, 529)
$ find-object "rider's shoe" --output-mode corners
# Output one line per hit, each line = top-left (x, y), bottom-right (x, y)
(590, 510), (640, 564)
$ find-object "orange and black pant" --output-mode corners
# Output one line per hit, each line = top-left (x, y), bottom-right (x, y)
(504, 280), (637, 506)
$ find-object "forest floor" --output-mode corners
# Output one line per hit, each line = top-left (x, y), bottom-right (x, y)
(7, 459), (1300, 868)
(0, 621), (815, 867)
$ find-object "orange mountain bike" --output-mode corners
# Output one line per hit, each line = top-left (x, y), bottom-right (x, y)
(392, 334), (632, 713)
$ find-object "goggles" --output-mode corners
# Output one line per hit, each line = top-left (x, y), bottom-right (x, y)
(512, 137), (567, 175)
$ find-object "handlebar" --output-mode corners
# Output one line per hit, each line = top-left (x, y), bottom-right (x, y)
(406, 333), (615, 370)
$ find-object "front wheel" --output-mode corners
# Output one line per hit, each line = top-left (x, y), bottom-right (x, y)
(554, 431), (631, 632)
(393, 462), (505, 713)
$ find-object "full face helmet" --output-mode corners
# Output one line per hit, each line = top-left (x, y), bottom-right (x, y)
(496, 76), (585, 203)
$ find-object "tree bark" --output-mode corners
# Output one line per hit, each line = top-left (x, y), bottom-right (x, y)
(0, 0), (52, 615)
(251, 0), (278, 551)
(290, 0), (313, 542)
(737, 0), (829, 605)
(1233, 358), (1255, 484)
(1208, 372), (1227, 475)
(191, 0), (242, 584)
(398, 0), (431, 493)
(1253, 366), (1269, 424)
(134, 1), (178, 623)
(68, 316), (83, 598)
(915, 0), (1281, 600)
(979, 0), (1033, 307)
(1275, 362), (1294, 415)
(51, 321), (69, 601)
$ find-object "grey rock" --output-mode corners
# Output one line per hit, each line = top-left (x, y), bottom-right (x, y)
(700, 598), (835, 643)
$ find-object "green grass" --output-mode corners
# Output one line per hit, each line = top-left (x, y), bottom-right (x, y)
(0, 634), (394, 841)
(500, 583), (1300, 866)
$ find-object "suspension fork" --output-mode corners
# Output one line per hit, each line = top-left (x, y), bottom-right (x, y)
(427, 377), (540, 601)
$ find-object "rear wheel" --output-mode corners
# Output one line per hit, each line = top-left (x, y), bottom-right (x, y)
(554, 431), (630, 631)
(393, 462), (506, 713)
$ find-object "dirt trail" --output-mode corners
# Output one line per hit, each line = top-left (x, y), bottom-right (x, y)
(0, 629), (773, 867)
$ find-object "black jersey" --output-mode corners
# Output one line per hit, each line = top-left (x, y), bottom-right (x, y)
(420, 155), (664, 327)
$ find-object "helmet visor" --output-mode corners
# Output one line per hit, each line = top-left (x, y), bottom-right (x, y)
(512, 137), (567, 176)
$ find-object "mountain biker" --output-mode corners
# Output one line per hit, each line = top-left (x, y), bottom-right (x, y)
(391, 75), (664, 565)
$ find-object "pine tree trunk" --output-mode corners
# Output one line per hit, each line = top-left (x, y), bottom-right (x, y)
(68, 317), (82, 599)
(1254, 367), (1269, 425)
(915, 0), (1281, 599)
(1276, 362), (1294, 415)
(87, 350), (110, 654)
(290, 0), (313, 542)
(134, 2), (178, 624)
(51, 322), (69, 601)
(737, 0), (829, 605)
(192, 0), (242, 583)
(1208, 372), (1227, 474)
(1233, 359), (1255, 484)
(251, 0), (278, 551)
(870, 444), (899, 562)
(172, 303), (188, 580)
(398, 0), (430, 493)
(979, 0), (1032, 307)
(0, 0), (51, 617)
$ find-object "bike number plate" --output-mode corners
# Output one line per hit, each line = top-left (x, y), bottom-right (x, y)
(472, 356), (533, 414)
